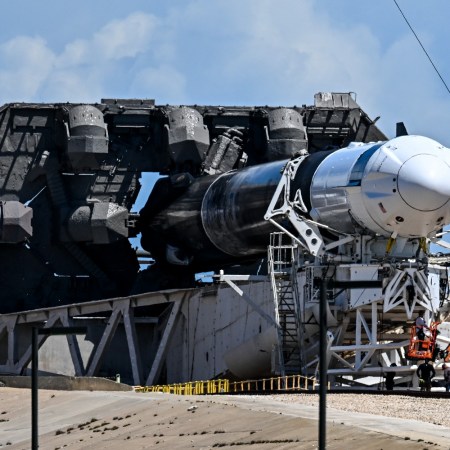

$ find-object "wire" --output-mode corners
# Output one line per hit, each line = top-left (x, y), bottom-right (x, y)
(392, 0), (450, 96)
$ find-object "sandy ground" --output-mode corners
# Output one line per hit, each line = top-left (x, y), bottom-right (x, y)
(1, 388), (450, 449)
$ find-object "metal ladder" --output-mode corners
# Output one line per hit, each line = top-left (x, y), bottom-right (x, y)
(268, 232), (304, 377)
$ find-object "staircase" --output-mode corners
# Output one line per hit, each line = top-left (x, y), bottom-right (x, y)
(268, 232), (304, 377)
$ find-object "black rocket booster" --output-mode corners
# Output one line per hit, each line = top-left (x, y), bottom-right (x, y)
(140, 135), (450, 269)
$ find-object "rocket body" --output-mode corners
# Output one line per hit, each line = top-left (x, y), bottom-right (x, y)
(141, 135), (450, 267)
(311, 135), (450, 237)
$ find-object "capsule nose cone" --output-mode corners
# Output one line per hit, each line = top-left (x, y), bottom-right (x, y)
(397, 154), (450, 211)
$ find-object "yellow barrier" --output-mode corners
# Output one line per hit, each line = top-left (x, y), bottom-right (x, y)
(135, 374), (315, 395)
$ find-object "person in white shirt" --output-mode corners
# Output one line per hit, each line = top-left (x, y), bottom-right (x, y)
(415, 311), (429, 340)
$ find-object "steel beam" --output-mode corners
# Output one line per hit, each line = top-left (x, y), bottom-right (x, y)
(85, 306), (122, 377)
(60, 310), (85, 376)
(145, 297), (185, 386)
(123, 303), (143, 386)
(0, 288), (193, 325)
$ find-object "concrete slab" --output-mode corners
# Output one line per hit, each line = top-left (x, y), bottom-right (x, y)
(0, 388), (448, 449)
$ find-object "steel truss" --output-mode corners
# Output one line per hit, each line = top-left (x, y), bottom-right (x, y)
(302, 263), (449, 387)
(0, 289), (191, 386)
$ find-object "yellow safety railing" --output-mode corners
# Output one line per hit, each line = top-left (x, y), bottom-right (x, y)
(135, 374), (315, 395)
(229, 374), (315, 393)
(134, 379), (230, 395)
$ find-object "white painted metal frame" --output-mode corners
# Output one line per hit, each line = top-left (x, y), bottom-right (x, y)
(264, 156), (324, 256)
(384, 267), (434, 317)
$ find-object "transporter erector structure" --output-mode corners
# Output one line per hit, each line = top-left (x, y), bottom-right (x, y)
(0, 92), (449, 386)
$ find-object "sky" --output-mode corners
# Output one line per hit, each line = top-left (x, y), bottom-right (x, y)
(1, 0), (450, 145)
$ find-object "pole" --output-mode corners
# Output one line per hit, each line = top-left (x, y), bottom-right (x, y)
(319, 278), (328, 450)
(31, 326), (38, 450)
(30, 326), (87, 449)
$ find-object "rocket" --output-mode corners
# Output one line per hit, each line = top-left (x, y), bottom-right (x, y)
(139, 135), (450, 269)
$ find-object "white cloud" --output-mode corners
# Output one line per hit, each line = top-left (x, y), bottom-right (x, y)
(226, 4), (381, 93)
(0, 12), (168, 103)
(0, 36), (56, 100)
(41, 69), (103, 103)
(58, 12), (158, 67)
(153, 0), (383, 106)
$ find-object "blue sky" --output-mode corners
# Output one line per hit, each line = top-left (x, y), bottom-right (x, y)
(1, 0), (450, 145)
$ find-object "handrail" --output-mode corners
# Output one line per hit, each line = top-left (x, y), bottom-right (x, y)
(135, 374), (316, 395)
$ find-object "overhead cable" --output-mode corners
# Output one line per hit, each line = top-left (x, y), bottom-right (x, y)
(393, 0), (450, 96)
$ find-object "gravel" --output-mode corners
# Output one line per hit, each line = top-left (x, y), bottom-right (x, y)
(261, 393), (450, 428)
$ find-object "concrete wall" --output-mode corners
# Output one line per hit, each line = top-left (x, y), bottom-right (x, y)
(0, 375), (132, 391)
(166, 280), (276, 383)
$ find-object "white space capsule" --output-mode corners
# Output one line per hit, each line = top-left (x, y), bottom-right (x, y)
(310, 135), (450, 238)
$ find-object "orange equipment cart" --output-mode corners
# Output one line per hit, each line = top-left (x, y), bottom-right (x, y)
(406, 321), (440, 361)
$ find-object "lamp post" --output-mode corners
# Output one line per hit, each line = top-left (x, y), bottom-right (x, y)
(318, 278), (328, 450)
(31, 326), (87, 450)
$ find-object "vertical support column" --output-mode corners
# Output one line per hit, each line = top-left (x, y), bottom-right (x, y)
(123, 303), (143, 386)
(6, 317), (18, 367)
(60, 310), (85, 376)
(355, 310), (362, 367)
(371, 302), (378, 344)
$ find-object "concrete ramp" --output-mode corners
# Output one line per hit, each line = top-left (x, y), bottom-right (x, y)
(0, 375), (132, 391)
